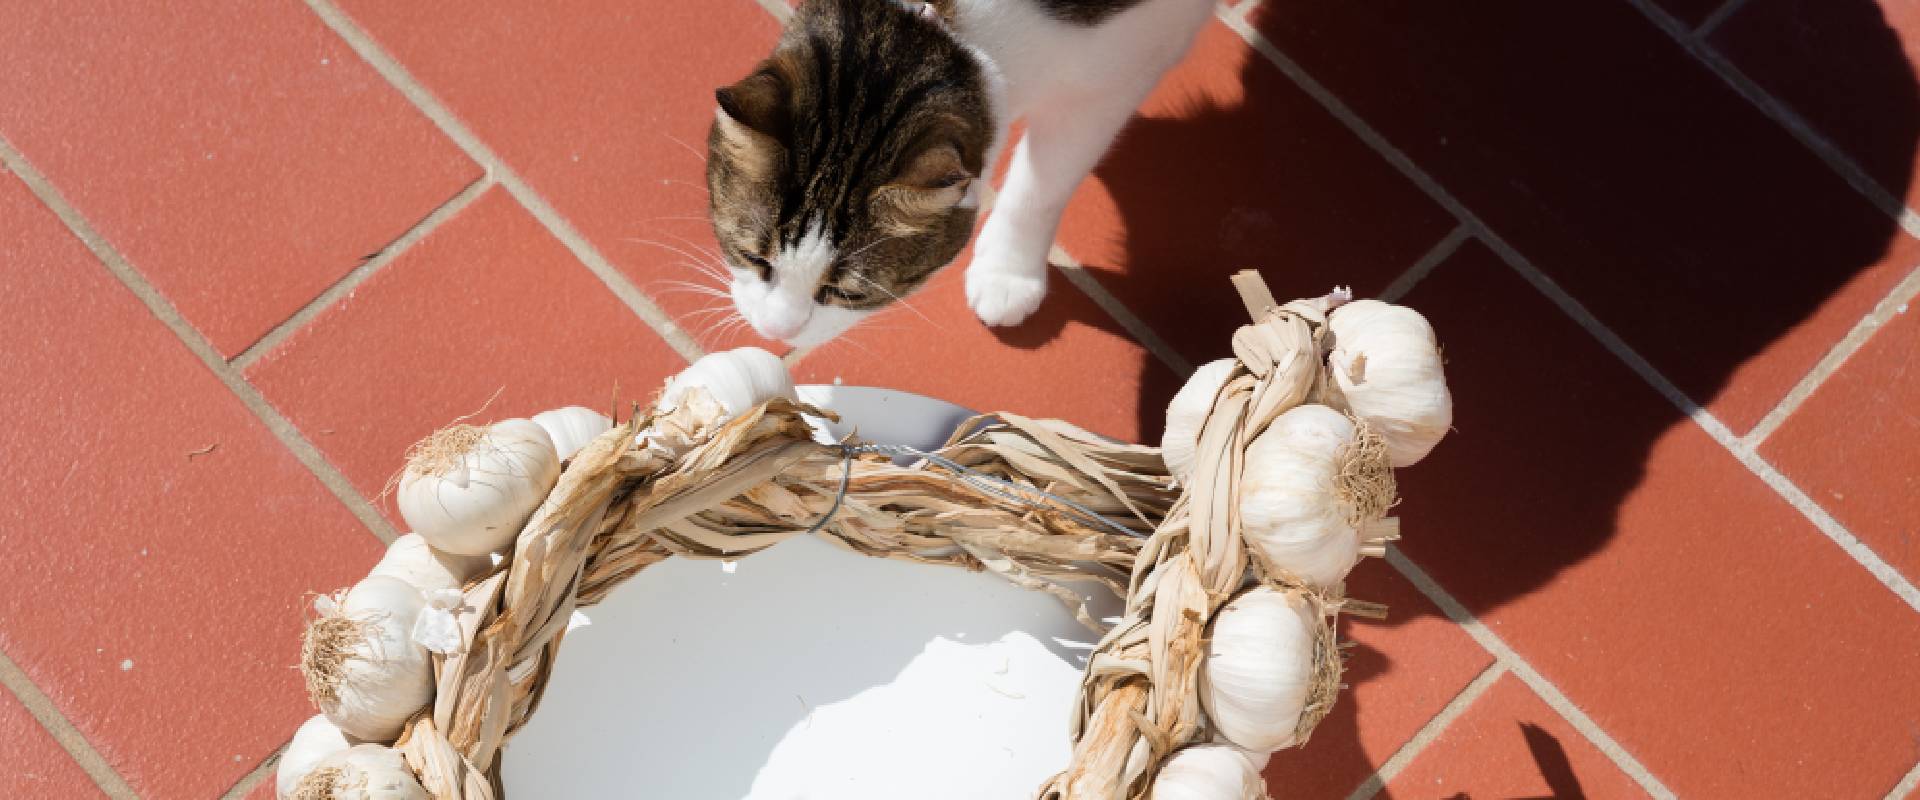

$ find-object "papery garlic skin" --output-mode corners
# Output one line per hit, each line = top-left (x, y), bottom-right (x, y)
(397, 419), (560, 557)
(1199, 587), (1318, 753)
(1240, 405), (1361, 587)
(659, 347), (795, 418)
(532, 406), (613, 462)
(1161, 358), (1237, 483)
(300, 744), (429, 800)
(1149, 744), (1268, 800)
(276, 714), (356, 799)
(369, 533), (489, 596)
(318, 577), (434, 742)
(1327, 299), (1451, 467)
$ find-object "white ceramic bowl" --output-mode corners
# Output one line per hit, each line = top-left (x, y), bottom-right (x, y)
(505, 386), (1110, 799)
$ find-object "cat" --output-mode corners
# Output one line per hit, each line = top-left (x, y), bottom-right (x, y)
(705, 0), (1216, 347)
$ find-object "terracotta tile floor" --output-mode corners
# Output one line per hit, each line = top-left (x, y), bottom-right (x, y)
(3, 1), (1919, 797)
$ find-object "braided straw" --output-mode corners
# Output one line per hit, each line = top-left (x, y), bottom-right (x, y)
(311, 272), (1396, 799)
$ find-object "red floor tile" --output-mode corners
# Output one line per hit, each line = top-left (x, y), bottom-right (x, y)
(332, 0), (785, 353)
(1712, 0), (1920, 211)
(789, 262), (1179, 445)
(247, 188), (688, 519)
(0, 690), (102, 799)
(1382, 676), (1648, 800)
(1055, 21), (1455, 367)
(1391, 241), (1920, 797)
(1763, 305), (1920, 586)
(0, 1), (478, 357)
(0, 171), (382, 797)
(1249, 0), (1920, 434)
(1262, 565), (1493, 799)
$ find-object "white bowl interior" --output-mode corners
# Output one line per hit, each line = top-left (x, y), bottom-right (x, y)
(504, 386), (1113, 799)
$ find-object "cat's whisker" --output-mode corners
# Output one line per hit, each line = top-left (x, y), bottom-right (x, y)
(625, 238), (733, 283)
(848, 272), (948, 333)
(653, 280), (733, 301)
(662, 132), (709, 165)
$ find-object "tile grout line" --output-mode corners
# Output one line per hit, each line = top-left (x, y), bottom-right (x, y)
(1628, 0), (1920, 240)
(1482, 224), (1920, 614)
(1379, 223), (1471, 303)
(219, 741), (285, 800)
(754, 0), (793, 23)
(1693, 0), (1752, 39)
(0, 648), (139, 799)
(1887, 754), (1920, 800)
(301, 0), (706, 365)
(1218, 4), (1920, 609)
(1343, 660), (1508, 800)
(1385, 550), (1679, 799)
(232, 175), (494, 371)
(1048, 244), (1194, 376)
(1744, 263), (1920, 446)
(0, 134), (400, 547)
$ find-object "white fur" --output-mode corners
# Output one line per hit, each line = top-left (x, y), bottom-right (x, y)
(959, 0), (1216, 326)
(734, 218), (874, 346)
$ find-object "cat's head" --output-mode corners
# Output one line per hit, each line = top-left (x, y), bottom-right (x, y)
(706, 0), (994, 347)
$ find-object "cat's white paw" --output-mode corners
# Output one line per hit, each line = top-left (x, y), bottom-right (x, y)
(966, 266), (1047, 327)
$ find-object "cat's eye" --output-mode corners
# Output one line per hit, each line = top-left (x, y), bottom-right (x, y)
(818, 285), (869, 304)
(739, 252), (772, 279)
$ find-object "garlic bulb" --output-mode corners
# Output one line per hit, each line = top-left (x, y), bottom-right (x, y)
(658, 347), (795, 418)
(1327, 299), (1451, 467)
(397, 418), (560, 557)
(1199, 587), (1318, 753)
(1149, 744), (1268, 800)
(368, 533), (489, 596)
(1161, 358), (1237, 483)
(303, 576), (434, 742)
(292, 744), (428, 800)
(532, 406), (612, 462)
(276, 714), (357, 799)
(1240, 405), (1361, 587)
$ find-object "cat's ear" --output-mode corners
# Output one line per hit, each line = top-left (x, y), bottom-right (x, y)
(873, 144), (974, 221)
(715, 65), (791, 142)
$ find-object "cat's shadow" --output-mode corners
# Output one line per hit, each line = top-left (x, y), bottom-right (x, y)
(992, 1), (1919, 793)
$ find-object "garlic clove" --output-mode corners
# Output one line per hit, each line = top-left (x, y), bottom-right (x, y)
(532, 406), (613, 462)
(659, 347), (795, 419)
(1240, 404), (1363, 587)
(368, 533), (489, 596)
(304, 576), (435, 742)
(1161, 358), (1238, 483)
(296, 744), (428, 800)
(276, 714), (357, 799)
(396, 418), (560, 557)
(1199, 587), (1318, 753)
(1149, 744), (1268, 800)
(1326, 299), (1452, 467)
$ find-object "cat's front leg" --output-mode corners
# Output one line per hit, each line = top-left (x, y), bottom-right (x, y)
(966, 87), (1151, 327)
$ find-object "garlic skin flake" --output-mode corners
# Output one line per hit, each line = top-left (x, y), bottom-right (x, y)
(397, 418), (560, 557)
(295, 744), (428, 800)
(1327, 299), (1452, 467)
(276, 714), (357, 799)
(368, 533), (489, 596)
(1199, 587), (1318, 753)
(532, 405), (613, 462)
(1240, 404), (1362, 587)
(307, 576), (435, 742)
(659, 347), (795, 419)
(1149, 744), (1268, 800)
(1160, 358), (1237, 483)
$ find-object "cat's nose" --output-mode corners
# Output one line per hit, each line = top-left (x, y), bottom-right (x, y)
(752, 298), (809, 341)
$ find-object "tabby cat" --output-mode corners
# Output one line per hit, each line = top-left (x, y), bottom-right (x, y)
(707, 0), (1214, 346)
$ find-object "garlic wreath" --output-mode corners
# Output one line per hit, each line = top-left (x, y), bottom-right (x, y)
(368, 533), (488, 596)
(276, 714), (356, 799)
(303, 576), (434, 741)
(658, 347), (795, 419)
(1161, 358), (1237, 483)
(1199, 587), (1319, 753)
(292, 744), (428, 800)
(1326, 299), (1451, 467)
(396, 418), (561, 557)
(532, 405), (613, 462)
